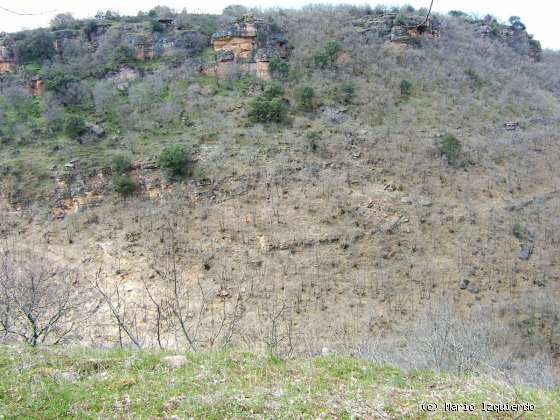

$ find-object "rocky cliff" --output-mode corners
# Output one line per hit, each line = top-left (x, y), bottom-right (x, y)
(352, 11), (542, 60)
(0, 38), (16, 74)
(209, 14), (288, 79)
(0, 19), (210, 70)
(471, 16), (542, 61)
(353, 12), (441, 47)
(120, 26), (209, 61)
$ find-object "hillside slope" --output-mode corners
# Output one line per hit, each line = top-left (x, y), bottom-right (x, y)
(1, 4), (560, 390)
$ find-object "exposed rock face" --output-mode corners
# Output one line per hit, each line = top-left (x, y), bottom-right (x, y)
(209, 14), (289, 80)
(52, 29), (82, 52)
(472, 18), (542, 61)
(52, 161), (107, 218)
(50, 156), (169, 218)
(87, 22), (112, 48)
(107, 68), (140, 92)
(29, 77), (44, 96)
(123, 29), (209, 61)
(354, 12), (541, 60)
(353, 13), (440, 47)
(0, 39), (16, 74)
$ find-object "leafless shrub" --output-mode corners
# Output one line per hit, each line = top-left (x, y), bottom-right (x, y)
(0, 248), (87, 346)
(91, 269), (143, 348)
(356, 296), (559, 389)
(137, 199), (243, 351)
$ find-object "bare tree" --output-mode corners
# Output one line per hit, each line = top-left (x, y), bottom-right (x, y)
(142, 197), (244, 351)
(253, 294), (295, 357)
(0, 248), (85, 346)
(91, 269), (142, 348)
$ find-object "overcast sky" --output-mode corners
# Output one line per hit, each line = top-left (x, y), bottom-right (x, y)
(1, 1), (558, 50)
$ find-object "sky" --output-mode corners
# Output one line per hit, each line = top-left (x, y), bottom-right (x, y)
(1, 1), (558, 50)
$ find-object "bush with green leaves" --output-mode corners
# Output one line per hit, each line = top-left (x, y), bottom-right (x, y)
(83, 20), (98, 40)
(159, 145), (192, 179)
(248, 81), (288, 123)
(50, 13), (77, 31)
(395, 13), (407, 25)
(295, 86), (316, 111)
(108, 45), (136, 69)
(314, 40), (342, 69)
(113, 174), (137, 196)
(449, 10), (467, 18)
(15, 29), (55, 63)
(255, 31), (266, 45)
(270, 58), (289, 78)
(263, 81), (284, 100)
(325, 41), (341, 63)
(400, 80), (413, 98)
(305, 130), (321, 151)
(465, 68), (482, 90)
(435, 133), (462, 163)
(43, 68), (77, 94)
(509, 16), (526, 31)
(330, 82), (354, 104)
(248, 97), (288, 123)
(64, 115), (86, 139)
(112, 154), (133, 176)
(2, 86), (39, 120)
(512, 223), (525, 240)
(151, 20), (165, 33)
(313, 51), (329, 69)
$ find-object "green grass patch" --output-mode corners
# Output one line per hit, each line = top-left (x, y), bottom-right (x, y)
(0, 346), (557, 419)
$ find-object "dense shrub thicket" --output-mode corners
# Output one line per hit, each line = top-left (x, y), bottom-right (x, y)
(63, 115), (86, 139)
(159, 145), (192, 179)
(435, 133), (462, 164)
(15, 29), (55, 63)
(248, 81), (289, 123)
(112, 174), (137, 196)
(112, 154), (133, 175)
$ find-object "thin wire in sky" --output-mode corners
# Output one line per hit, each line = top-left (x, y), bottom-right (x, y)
(0, 5), (57, 16)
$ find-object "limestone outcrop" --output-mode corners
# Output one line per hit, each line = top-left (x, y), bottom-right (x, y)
(209, 14), (288, 79)
(353, 13), (440, 47)
(121, 27), (209, 61)
(471, 17), (542, 61)
(52, 29), (82, 52)
(29, 76), (44, 96)
(0, 38), (16, 74)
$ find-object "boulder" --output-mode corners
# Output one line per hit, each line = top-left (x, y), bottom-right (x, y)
(467, 284), (480, 294)
(320, 106), (348, 124)
(420, 198), (432, 207)
(216, 50), (235, 62)
(519, 243), (533, 261)
(85, 122), (105, 137)
(161, 355), (187, 369)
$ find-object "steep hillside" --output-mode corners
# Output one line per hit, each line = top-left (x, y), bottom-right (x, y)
(1, 4), (560, 390)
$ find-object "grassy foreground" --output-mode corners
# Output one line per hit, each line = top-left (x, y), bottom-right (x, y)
(0, 346), (558, 419)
